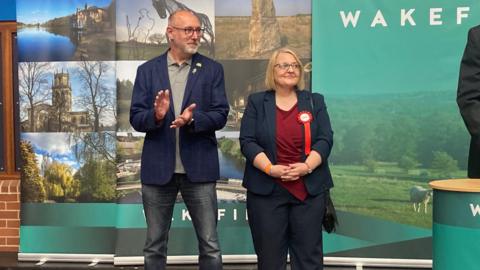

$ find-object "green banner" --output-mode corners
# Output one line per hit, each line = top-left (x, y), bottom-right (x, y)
(313, 0), (480, 259)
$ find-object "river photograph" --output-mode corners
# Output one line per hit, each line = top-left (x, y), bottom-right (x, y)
(16, 0), (115, 61)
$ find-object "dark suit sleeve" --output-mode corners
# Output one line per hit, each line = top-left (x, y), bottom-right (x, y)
(311, 93), (334, 161)
(129, 66), (164, 132)
(239, 94), (265, 163)
(457, 27), (480, 137)
(191, 63), (229, 133)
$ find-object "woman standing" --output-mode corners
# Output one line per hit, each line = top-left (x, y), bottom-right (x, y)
(239, 48), (334, 270)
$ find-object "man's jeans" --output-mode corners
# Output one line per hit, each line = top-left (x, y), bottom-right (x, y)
(142, 174), (223, 270)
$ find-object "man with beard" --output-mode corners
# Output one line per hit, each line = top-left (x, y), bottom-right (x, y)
(130, 10), (228, 270)
(458, 25), (480, 178)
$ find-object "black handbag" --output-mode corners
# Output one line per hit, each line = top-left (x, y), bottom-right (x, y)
(307, 94), (338, 233)
(322, 191), (338, 233)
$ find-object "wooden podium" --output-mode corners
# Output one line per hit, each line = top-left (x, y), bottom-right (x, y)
(429, 179), (480, 270)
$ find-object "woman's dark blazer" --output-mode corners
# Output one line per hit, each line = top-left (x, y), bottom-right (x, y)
(239, 90), (334, 196)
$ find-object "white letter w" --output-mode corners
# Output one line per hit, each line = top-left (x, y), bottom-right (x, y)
(470, 204), (480, 216)
(340, 11), (360, 28)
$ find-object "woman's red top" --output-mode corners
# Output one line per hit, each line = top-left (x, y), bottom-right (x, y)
(275, 104), (308, 201)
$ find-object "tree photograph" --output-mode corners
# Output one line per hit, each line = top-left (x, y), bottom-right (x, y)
(76, 61), (117, 132)
(18, 62), (51, 132)
(21, 132), (116, 203)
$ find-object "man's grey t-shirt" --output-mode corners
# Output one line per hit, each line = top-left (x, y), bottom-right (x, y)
(167, 53), (191, 174)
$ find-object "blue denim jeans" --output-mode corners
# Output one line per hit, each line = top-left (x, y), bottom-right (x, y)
(142, 174), (223, 270)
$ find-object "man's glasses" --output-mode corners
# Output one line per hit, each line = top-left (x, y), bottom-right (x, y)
(170, 26), (205, 36)
(274, 63), (301, 71)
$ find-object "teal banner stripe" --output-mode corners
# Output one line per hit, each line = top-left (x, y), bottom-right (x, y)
(115, 204), (144, 228)
(335, 211), (431, 244)
(218, 227), (254, 254)
(116, 227), (255, 256)
(21, 206), (432, 255)
(115, 214), (419, 257)
(433, 223), (480, 270)
(323, 232), (372, 254)
(21, 203), (117, 227)
(20, 226), (116, 254)
(114, 227), (371, 257)
(116, 206), (430, 254)
(117, 204), (431, 247)
(116, 203), (249, 228)
(433, 190), (480, 228)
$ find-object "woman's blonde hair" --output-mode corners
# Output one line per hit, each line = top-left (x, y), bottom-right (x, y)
(265, 48), (305, 90)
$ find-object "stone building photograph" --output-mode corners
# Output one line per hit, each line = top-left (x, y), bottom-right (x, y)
(19, 61), (116, 133)
(17, 0), (115, 62)
(21, 71), (90, 132)
(72, 4), (111, 32)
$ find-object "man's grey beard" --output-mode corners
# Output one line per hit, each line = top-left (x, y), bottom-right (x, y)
(184, 43), (200, 54)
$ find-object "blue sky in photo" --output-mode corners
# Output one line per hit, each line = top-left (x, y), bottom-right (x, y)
(21, 132), (116, 173)
(17, 0), (112, 24)
(49, 61), (116, 103)
(215, 0), (310, 16)
(37, 61), (115, 109)
(52, 61), (116, 126)
(21, 133), (80, 172)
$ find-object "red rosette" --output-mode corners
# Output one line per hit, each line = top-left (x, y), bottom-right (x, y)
(297, 111), (313, 155)
(297, 111), (313, 124)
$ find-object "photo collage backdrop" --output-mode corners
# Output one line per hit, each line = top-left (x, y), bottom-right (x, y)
(17, 0), (313, 262)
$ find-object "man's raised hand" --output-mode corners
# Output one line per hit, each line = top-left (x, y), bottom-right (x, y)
(154, 90), (170, 121)
(170, 103), (196, 128)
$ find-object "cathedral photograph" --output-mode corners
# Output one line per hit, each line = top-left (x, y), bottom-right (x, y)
(19, 61), (116, 132)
